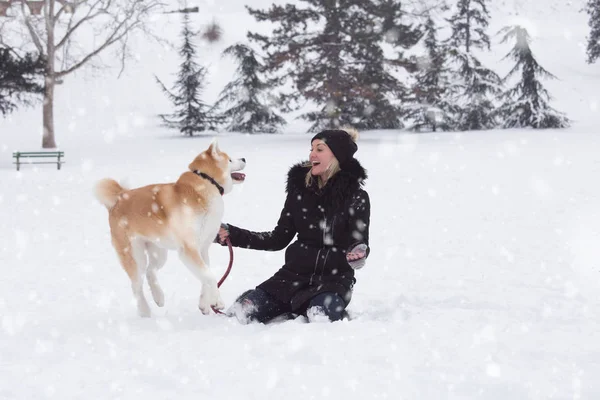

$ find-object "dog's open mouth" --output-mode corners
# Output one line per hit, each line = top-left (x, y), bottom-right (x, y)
(231, 172), (246, 182)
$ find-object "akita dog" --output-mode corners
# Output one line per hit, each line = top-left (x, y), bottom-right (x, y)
(94, 139), (246, 317)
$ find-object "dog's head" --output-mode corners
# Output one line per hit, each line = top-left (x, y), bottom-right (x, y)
(188, 138), (246, 195)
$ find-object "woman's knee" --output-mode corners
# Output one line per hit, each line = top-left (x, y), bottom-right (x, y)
(230, 288), (287, 324)
(306, 292), (346, 322)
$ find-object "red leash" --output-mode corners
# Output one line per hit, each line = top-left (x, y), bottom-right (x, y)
(212, 237), (234, 315)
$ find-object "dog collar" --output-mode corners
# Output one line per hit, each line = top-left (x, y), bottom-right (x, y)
(193, 170), (224, 196)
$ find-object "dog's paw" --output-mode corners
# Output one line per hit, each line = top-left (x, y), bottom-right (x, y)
(150, 286), (165, 307)
(198, 301), (212, 315)
(137, 302), (152, 318)
(198, 286), (224, 314)
(198, 291), (215, 315)
(213, 294), (225, 311)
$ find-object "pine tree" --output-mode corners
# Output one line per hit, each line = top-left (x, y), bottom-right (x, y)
(214, 44), (286, 133)
(156, 13), (220, 136)
(497, 26), (569, 129)
(445, 0), (502, 130)
(247, 0), (422, 132)
(586, 0), (600, 64)
(0, 46), (44, 116)
(446, 0), (491, 53)
(406, 16), (457, 132)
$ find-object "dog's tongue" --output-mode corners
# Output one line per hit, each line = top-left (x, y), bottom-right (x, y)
(231, 172), (246, 181)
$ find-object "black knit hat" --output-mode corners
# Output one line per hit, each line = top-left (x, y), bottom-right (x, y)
(311, 129), (358, 167)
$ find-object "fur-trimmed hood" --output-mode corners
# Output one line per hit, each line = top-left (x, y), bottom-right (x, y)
(286, 158), (367, 210)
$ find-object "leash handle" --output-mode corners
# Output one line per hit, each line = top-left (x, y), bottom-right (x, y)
(212, 237), (233, 314)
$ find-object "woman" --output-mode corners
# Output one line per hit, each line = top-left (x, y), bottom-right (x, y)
(217, 128), (370, 323)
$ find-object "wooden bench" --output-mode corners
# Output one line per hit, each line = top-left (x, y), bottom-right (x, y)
(13, 151), (65, 171)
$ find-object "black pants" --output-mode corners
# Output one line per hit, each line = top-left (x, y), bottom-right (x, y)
(231, 288), (347, 324)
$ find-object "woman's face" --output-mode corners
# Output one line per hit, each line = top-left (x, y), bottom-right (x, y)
(309, 139), (336, 177)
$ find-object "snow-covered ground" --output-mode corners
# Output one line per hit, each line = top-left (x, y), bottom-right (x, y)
(1, 1), (600, 399)
(2, 127), (600, 399)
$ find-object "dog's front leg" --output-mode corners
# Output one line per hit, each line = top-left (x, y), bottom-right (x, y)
(178, 243), (224, 314)
(200, 245), (210, 270)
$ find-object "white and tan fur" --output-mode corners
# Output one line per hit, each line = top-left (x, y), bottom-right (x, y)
(94, 139), (245, 317)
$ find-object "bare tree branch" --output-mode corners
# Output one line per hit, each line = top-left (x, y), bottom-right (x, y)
(116, 30), (131, 78)
(55, 21), (128, 77)
(55, 4), (105, 49)
(23, 14), (45, 53)
(53, 0), (165, 78)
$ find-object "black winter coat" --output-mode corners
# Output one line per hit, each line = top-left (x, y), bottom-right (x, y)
(225, 158), (370, 312)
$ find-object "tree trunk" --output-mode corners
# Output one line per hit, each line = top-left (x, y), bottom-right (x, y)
(42, 75), (56, 148)
(42, 0), (56, 149)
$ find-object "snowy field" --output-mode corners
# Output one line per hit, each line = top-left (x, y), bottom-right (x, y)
(1, 0), (600, 399)
(1, 128), (599, 399)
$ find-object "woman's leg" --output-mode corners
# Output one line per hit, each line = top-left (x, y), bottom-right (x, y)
(229, 288), (290, 324)
(305, 292), (346, 322)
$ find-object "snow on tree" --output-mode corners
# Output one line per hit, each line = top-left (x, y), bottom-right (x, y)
(406, 16), (458, 132)
(586, 0), (600, 64)
(497, 25), (569, 129)
(156, 13), (221, 136)
(214, 43), (286, 133)
(246, 0), (422, 131)
(445, 0), (502, 130)
(0, 46), (44, 116)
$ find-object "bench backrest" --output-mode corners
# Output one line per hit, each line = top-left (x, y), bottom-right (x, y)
(13, 151), (65, 156)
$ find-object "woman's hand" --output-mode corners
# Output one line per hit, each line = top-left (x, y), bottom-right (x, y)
(346, 243), (368, 269)
(214, 223), (230, 245)
(218, 226), (229, 242)
(346, 248), (366, 261)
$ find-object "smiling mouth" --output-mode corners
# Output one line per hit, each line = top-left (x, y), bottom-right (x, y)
(231, 172), (246, 182)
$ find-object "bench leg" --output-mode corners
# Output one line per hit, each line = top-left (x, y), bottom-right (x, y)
(57, 156), (61, 170)
(16, 157), (20, 171)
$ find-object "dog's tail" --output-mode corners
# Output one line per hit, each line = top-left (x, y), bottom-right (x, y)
(94, 178), (126, 209)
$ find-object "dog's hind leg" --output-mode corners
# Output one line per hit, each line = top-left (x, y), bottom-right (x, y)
(130, 239), (151, 317)
(113, 235), (151, 317)
(178, 243), (224, 314)
(146, 242), (167, 307)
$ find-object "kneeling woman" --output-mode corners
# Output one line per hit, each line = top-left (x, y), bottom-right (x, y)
(217, 128), (370, 323)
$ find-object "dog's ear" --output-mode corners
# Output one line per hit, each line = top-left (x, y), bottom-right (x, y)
(208, 138), (220, 157)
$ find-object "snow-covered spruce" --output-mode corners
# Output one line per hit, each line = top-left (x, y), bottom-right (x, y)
(406, 15), (458, 132)
(246, 0), (422, 131)
(214, 43), (286, 134)
(496, 25), (569, 129)
(445, 0), (503, 131)
(155, 13), (222, 135)
(586, 0), (600, 64)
